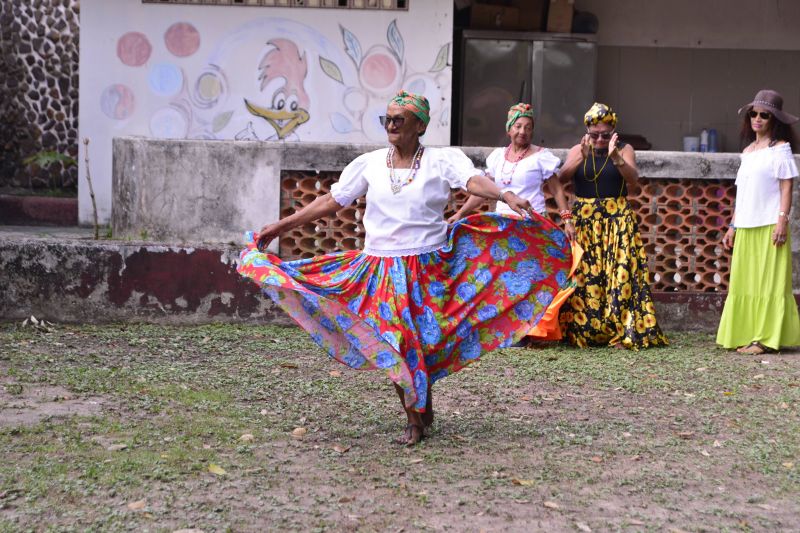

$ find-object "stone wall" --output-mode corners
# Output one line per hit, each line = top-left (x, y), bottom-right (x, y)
(0, 0), (79, 191)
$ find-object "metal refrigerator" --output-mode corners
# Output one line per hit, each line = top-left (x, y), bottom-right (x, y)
(457, 30), (597, 149)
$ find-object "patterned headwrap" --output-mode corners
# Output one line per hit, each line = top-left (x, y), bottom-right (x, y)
(506, 103), (534, 132)
(389, 90), (430, 126)
(583, 102), (618, 127)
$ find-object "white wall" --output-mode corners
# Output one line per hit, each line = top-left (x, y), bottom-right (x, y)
(79, 0), (453, 225)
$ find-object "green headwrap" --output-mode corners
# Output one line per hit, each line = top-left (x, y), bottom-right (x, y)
(506, 103), (534, 131)
(584, 102), (618, 127)
(389, 90), (430, 126)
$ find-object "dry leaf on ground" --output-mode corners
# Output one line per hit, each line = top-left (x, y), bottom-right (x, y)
(291, 427), (307, 439)
(127, 500), (146, 510)
(543, 501), (560, 509)
(511, 478), (534, 486)
(208, 463), (226, 475)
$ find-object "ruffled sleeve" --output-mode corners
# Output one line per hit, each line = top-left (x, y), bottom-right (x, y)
(537, 149), (562, 180)
(484, 148), (504, 181)
(330, 152), (371, 206)
(437, 147), (482, 190)
(773, 144), (799, 180)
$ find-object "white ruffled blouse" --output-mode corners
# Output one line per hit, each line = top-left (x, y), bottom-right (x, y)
(485, 147), (561, 215)
(734, 143), (798, 228)
(330, 147), (481, 256)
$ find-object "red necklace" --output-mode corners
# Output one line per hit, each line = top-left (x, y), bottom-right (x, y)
(499, 144), (530, 185)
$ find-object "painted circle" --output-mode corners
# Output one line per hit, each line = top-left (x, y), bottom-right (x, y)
(359, 49), (401, 95)
(197, 72), (222, 100)
(404, 74), (442, 111)
(149, 106), (188, 139)
(343, 88), (368, 115)
(148, 63), (183, 96)
(165, 22), (201, 57)
(117, 32), (152, 67)
(100, 84), (135, 120)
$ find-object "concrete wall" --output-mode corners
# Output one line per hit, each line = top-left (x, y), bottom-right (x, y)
(575, 0), (800, 152)
(79, 0), (454, 225)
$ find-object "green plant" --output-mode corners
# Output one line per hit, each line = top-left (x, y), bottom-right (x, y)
(23, 151), (77, 169)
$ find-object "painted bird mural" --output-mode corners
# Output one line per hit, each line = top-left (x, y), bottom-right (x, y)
(244, 38), (311, 140)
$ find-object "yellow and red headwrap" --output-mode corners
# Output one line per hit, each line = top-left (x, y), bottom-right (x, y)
(389, 90), (430, 126)
(584, 102), (617, 127)
(506, 103), (534, 132)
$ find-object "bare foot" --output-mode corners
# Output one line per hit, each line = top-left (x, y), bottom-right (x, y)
(405, 424), (424, 447)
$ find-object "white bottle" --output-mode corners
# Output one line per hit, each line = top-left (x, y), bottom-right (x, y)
(700, 129), (709, 153)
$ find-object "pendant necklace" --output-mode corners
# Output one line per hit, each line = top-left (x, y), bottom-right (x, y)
(499, 144), (530, 185)
(387, 144), (424, 194)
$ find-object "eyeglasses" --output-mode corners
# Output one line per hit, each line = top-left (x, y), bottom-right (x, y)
(587, 131), (614, 140)
(379, 115), (405, 128)
(749, 110), (772, 120)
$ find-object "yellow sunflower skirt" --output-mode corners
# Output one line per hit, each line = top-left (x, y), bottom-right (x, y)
(559, 196), (668, 349)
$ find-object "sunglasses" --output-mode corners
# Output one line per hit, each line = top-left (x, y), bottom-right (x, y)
(749, 110), (772, 120)
(587, 131), (614, 140)
(379, 115), (405, 128)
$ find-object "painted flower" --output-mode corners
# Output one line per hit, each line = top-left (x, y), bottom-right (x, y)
(545, 228), (568, 250)
(347, 295), (363, 314)
(477, 304), (498, 321)
(343, 345), (367, 368)
(424, 352), (441, 367)
(574, 311), (587, 325)
(381, 331), (400, 350)
(514, 300), (534, 321)
(579, 203), (593, 218)
(401, 307), (414, 329)
(536, 290), (553, 307)
(376, 349), (396, 369)
(490, 242), (509, 262)
(321, 261), (340, 274)
(459, 328), (482, 361)
(456, 282), (477, 302)
(475, 268), (492, 287)
(605, 198), (618, 214)
(499, 271), (531, 296)
(301, 294), (320, 316)
(621, 309), (632, 326)
(319, 316), (336, 332)
(367, 272), (380, 296)
(587, 298), (600, 310)
(405, 348), (419, 370)
(428, 280), (446, 298)
(617, 266), (630, 284)
(413, 370), (428, 410)
(518, 259), (547, 282)
(345, 332), (362, 348)
(336, 314), (353, 330)
(456, 234), (482, 259)
(456, 321), (472, 339)
(570, 296), (585, 311)
(620, 284), (632, 300)
(388, 259), (408, 295)
(508, 236), (528, 252)
(415, 306), (442, 346)
(378, 302), (393, 321)
(411, 281), (423, 306)
(556, 270), (568, 288)
(546, 245), (566, 260)
(644, 313), (657, 328)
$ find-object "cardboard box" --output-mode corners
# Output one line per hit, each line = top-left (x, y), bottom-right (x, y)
(511, 0), (547, 32)
(546, 0), (574, 33)
(470, 4), (521, 31)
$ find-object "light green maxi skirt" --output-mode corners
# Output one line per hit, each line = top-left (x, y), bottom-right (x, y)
(717, 224), (800, 349)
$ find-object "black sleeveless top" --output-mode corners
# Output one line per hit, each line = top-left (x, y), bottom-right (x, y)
(573, 142), (628, 198)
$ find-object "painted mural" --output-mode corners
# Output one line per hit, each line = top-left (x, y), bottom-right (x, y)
(103, 17), (451, 144)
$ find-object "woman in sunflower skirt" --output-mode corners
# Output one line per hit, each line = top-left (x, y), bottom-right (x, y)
(238, 91), (572, 445)
(717, 89), (800, 354)
(557, 103), (668, 349)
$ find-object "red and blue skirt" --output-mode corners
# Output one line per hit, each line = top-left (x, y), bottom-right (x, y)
(238, 213), (571, 411)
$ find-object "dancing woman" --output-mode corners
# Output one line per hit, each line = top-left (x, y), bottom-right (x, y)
(238, 91), (572, 445)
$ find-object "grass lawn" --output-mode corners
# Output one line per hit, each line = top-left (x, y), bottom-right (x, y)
(0, 323), (798, 532)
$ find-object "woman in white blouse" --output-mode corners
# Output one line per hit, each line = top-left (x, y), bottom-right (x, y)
(718, 89), (800, 354)
(239, 91), (573, 445)
(449, 103), (574, 240)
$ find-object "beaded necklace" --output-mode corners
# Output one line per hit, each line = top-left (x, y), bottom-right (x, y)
(582, 147), (625, 197)
(498, 144), (530, 185)
(386, 144), (424, 194)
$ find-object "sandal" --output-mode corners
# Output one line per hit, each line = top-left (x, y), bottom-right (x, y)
(737, 341), (776, 355)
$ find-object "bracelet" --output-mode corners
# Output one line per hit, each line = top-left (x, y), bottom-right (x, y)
(497, 190), (506, 202)
(613, 158), (625, 167)
(728, 223), (735, 229)
(779, 211), (789, 219)
(559, 209), (573, 221)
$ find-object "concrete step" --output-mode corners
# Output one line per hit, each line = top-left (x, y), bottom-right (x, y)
(0, 195), (78, 226)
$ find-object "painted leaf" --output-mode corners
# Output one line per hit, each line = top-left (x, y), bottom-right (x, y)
(430, 43), (450, 72)
(340, 24), (362, 67)
(387, 19), (404, 63)
(212, 110), (233, 133)
(330, 112), (354, 134)
(319, 56), (344, 84)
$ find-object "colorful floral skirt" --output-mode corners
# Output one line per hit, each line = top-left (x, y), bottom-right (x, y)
(716, 224), (800, 350)
(526, 241), (583, 341)
(559, 196), (668, 349)
(238, 213), (572, 411)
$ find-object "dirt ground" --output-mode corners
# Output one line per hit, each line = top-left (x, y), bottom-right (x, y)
(0, 322), (798, 532)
